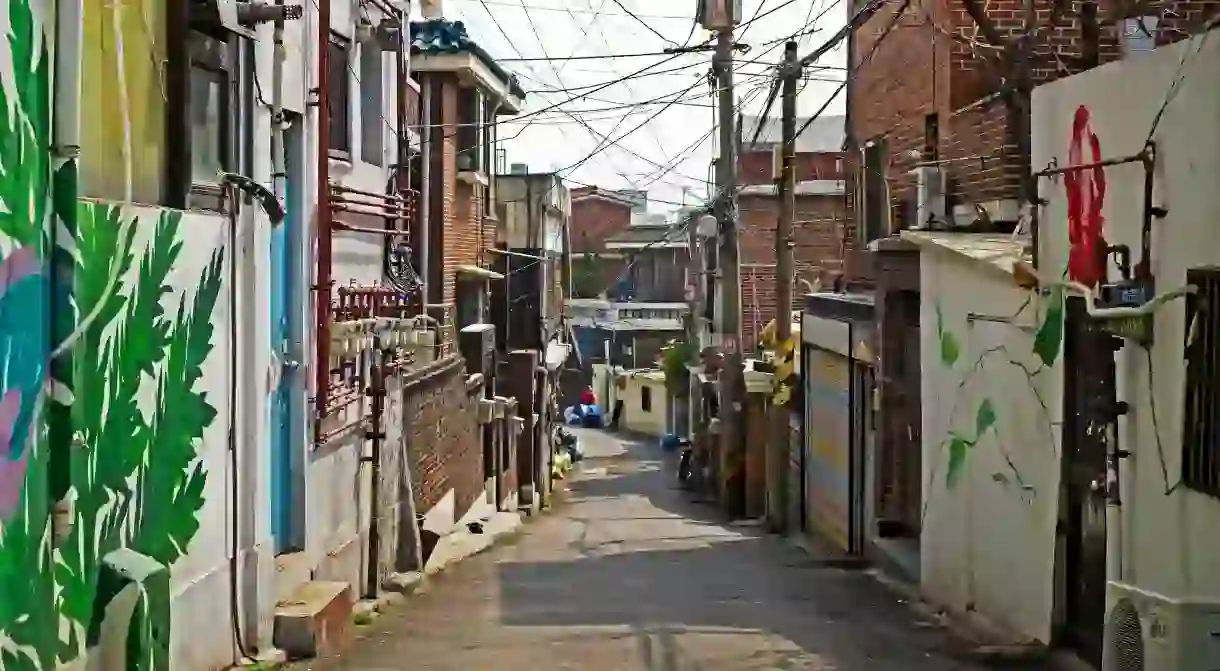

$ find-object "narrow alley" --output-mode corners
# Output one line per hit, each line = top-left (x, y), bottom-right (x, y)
(294, 430), (999, 671)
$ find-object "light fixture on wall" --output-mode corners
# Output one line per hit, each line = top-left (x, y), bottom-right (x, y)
(191, 0), (301, 38)
(356, 16), (402, 52)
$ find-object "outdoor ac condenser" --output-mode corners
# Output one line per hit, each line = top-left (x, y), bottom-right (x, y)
(1103, 581), (1220, 671)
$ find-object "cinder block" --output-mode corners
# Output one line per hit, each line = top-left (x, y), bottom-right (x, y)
(273, 581), (354, 660)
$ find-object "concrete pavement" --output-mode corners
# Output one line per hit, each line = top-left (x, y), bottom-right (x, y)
(289, 429), (1008, 670)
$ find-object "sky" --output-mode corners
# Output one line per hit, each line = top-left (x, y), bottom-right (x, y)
(412, 0), (850, 212)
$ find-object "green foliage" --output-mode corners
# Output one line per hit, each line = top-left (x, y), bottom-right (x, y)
(946, 435), (972, 489)
(572, 253), (603, 298)
(1033, 285), (1065, 368)
(935, 302), (960, 367)
(975, 398), (997, 437)
(660, 340), (692, 395)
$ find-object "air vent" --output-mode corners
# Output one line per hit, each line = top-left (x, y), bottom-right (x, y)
(1182, 267), (1220, 497)
(1105, 597), (1145, 671)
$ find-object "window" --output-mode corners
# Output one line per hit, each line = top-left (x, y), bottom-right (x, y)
(457, 86), (483, 172)
(861, 137), (889, 242)
(1183, 267), (1220, 497)
(328, 34), (352, 157)
(359, 43), (384, 165)
(924, 114), (939, 162)
(185, 31), (235, 210)
(79, 0), (170, 203)
(641, 385), (652, 412)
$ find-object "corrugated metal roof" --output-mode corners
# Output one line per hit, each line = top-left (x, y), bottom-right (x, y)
(741, 113), (846, 153)
(409, 19), (526, 99)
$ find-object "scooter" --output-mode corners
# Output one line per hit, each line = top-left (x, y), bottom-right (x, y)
(553, 426), (584, 463)
(676, 438), (694, 486)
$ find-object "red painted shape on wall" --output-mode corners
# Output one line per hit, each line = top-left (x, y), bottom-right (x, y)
(1064, 106), (1109, 289)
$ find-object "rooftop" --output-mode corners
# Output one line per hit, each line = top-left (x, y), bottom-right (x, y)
(740, 114), (846, 153)
(899, 231), (1033, 279)
(604, 224), (686, 249)
(410, 19), (527, 99)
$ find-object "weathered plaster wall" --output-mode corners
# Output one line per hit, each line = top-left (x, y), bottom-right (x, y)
(918, 248), (1064, 644)
(1032, 32), (1220, 601)
(1, 0), (277, 668)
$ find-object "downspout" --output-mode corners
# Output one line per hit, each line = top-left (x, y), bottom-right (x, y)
(272, 2), (287, 227)
(314, 0), (333, 433)
(364, 340), (387, 598)
(419, 82), (432, 301)
(51, 0), (83, 547)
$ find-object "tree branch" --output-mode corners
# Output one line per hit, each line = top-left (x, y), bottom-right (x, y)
(1101, 0), (1158, 25)
(960, 0), (1008, 47)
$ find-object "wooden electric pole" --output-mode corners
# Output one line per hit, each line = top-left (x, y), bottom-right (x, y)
(715, 26), (745, 516)
(768, 41), (799, 532)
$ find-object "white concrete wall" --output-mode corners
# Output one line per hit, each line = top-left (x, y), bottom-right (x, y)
(623, 375), (668, 437)
(918, 249), (1064, 643)
(296, 0), (403, 596)
(1032, 33), (1220, 601)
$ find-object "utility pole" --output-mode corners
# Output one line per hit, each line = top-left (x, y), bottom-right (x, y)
(686, 209), (705, 442)
(714, 25), (745, 516)
(768, 41), (799, 533)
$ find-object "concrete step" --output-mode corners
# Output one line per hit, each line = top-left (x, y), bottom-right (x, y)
(273, 581), (354, 660)
(274, 551), (313, 607)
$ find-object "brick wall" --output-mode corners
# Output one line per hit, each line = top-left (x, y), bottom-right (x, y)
(571, 193), (632, 254)
(738, 192), (845, 351)
(848, 0), (1216, 229)
(437, 75), (490, 307)
(739, 150), (844, 187)
(570, 192), (633, 298)
(403, 357), (484, 521)
(437, 76), (458, 304)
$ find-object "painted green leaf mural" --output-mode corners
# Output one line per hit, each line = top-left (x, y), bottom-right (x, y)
(946, 436), (972, 489)
(935, 302), (960, 366)
(975, 398), (997, 437)
(1033, 285), (1065, 368)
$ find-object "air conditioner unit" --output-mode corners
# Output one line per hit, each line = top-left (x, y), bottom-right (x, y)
(1103, 581), (1220, 671)
(913, 166), (947, 229)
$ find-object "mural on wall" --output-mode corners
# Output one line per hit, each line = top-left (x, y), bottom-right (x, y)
(1064, 105), (1108, 290)
(931, 285), (1064, 497)
(0, 0), (225, 668)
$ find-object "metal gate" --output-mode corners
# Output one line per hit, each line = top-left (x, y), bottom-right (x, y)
(1061, 297), (1115, 667)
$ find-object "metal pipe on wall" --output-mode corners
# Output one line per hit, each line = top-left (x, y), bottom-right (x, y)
(315, 0), (334, 430)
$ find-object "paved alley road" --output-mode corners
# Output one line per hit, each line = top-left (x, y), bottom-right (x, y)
(298, 429), (998, 671)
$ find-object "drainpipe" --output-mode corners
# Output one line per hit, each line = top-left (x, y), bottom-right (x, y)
(52, 0), (82, 162)
(314, 0), (333, 430)
(272, 2), (287, 224)
(419, 82), (432, 301)
(51, 0), (83, 547)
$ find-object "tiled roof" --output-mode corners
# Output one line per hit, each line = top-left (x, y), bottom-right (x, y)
(409, 19), (526, 99)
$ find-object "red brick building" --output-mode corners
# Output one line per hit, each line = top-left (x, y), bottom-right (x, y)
(408, 16), (531, 538)
(569, 186), (637, 297)
(736, 114), (848, 351)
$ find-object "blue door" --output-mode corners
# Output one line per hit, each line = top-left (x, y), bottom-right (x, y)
(270, 121), (305, 553)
